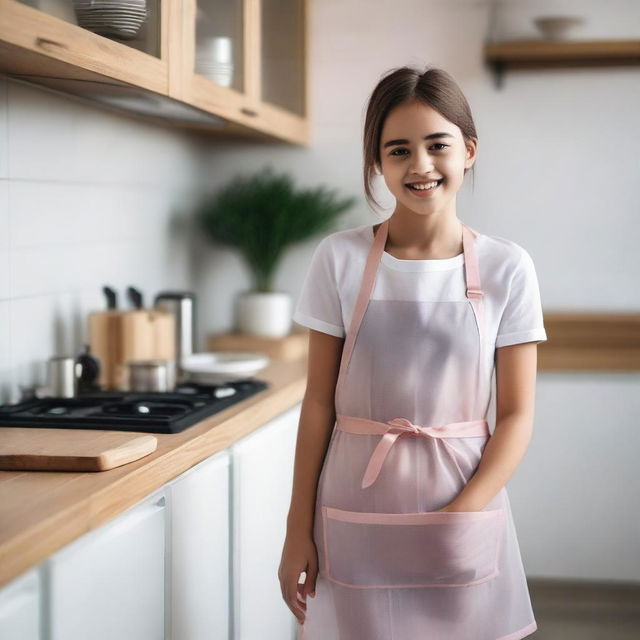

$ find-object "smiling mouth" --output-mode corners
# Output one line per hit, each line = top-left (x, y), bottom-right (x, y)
(406, 179), (444, 192)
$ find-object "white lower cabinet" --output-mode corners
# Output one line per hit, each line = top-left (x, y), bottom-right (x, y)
(0, 567), (41, 639)
(47, 492), (167, 640)
(230, 403), (301, 640)
(0, 402), (303, 640)
(168, 449), (230, 640)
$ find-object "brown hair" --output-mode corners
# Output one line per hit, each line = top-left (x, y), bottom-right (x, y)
(362, 65), (478, 213)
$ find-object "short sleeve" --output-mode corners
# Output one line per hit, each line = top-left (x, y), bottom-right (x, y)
(292, 236), (345, 338)
(495, 248), (547, 348)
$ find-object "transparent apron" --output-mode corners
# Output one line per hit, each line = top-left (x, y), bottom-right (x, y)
(298, 218), (538, 640)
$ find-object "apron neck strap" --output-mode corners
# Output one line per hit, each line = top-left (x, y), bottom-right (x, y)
(462, 222), (484, 300)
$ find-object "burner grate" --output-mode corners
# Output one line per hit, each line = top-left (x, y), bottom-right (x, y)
(0, 379), (269, 434)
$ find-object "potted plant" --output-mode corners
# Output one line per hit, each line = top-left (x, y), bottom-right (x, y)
(196, 166), (356, 338)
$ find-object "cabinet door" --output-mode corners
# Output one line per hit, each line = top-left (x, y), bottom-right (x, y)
(47, 493), (167, 640)
(260, 0), (306, 117)
(175, 0), (254, 116)
(193, 0), (247, 95)
(231, 403), (302, 640)
(0, 567), (41, 640)
(169, 450), (230, 640)
(174, 0), (309, 143)
(4, 0), (169, 93)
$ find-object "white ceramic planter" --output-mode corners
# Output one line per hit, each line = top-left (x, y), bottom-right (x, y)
(236, 291), (292, 338)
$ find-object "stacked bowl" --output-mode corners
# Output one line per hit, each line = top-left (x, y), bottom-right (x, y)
(73, 0), (148, 40)
(195, 36), (234, 87)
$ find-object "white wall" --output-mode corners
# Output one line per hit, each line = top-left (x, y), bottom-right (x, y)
(0, 78), (207, 404)
(193, 0), (640, 583)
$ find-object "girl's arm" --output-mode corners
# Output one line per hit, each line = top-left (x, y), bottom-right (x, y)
(443, 341), (539, 512)
(286, 328), (344, 536)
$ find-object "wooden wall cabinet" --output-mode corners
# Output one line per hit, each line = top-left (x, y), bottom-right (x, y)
(0, 0), (310, 145)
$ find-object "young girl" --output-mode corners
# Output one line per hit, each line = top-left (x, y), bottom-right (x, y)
(279, 65), (546, 640)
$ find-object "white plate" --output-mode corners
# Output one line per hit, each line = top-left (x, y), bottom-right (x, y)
(75, 8), (147, 14)
(80, 19), (144, 24)
(74, 3), (145, 8)
(76, 15), (146, 21)
(181, 352), (269, 377)
(80, 21), (144, 27)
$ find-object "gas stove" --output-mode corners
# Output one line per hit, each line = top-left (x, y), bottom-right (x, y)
(0, 378), (269, 434)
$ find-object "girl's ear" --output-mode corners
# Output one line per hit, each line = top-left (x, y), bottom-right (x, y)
(464, 138), (478, 170)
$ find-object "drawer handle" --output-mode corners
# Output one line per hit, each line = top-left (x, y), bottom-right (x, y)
(36, 37), (67, 51)
(240, 107), (258, 117)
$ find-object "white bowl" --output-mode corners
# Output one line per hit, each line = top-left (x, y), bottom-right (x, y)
(196, 36), (232, 64)
(533, 15), (585, 41)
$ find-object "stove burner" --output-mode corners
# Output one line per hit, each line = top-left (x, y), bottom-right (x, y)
(102, 401), (191, 417)
(45, 406), (70, 416)
(0, 378), (269, 434)
(31, 399), (105, 417)
(174, 384), (237, 399)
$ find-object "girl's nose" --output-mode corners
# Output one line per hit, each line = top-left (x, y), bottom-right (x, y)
(408, 149), (435, 175)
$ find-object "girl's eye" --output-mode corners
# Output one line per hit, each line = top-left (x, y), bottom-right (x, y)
(389, 143), (449, 157)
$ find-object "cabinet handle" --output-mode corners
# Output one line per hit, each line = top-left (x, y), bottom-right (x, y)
(35, 37), (68, 51)
(240, 107), (258, 117)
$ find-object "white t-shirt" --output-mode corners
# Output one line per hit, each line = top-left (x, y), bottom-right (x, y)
(293, 222), (547, 349)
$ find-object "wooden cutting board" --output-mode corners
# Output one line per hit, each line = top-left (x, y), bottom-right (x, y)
(0, 428), (158, 472)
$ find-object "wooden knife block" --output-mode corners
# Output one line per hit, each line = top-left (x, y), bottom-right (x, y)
(89, 310), (175, 390)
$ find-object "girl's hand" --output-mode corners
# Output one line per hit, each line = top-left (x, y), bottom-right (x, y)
(436, 500), (483, 512)
(278, 529), (318, 626)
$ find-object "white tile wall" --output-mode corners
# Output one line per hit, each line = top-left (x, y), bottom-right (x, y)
(0, 78), (7, 179)
(0, 180), (9, 298)
(0, 77), (205, 403)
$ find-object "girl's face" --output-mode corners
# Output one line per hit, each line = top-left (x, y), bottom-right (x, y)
(378, 100), (476, 217)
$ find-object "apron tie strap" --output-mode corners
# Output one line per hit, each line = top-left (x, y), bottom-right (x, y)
(360, 417), (488, 489)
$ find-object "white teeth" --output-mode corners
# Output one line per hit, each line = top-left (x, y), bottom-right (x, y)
(407, 180), (440, 191)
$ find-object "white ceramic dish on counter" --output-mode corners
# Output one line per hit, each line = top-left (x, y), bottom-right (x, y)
(181, 352), (270, 384)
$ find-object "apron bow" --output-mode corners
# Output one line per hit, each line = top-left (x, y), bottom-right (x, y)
(360, 417), (472, 489)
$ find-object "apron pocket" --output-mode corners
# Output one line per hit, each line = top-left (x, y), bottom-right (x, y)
(322, 505), (505, 589)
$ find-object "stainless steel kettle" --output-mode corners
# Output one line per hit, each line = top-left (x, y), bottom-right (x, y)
(153, 291), (196, 383)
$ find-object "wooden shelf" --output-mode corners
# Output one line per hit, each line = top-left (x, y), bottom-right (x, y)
(538, 312), (640, 372)
(484, 39), (640, 88)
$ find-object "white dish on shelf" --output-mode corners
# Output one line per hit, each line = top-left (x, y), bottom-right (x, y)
(533, 15), (585, 41)
(181, 352), (269, 383)
(76, 12), (147, 18)
(196, 36), (233, 64)
(74, 1), (146, 7)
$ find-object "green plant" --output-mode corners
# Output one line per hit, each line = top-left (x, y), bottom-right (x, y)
(196, 166), (356, 292)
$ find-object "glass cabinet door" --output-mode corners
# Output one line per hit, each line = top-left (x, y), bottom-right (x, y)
(260, 0), (305, 117)
(195, 0), (245, 93)
(16, 0), (163, 59)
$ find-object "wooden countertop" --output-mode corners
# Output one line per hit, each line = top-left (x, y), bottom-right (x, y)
(0, 356), (308, 589)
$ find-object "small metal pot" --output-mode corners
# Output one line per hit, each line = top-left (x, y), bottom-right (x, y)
(124, 359), (176, 392)
(47, 356), (78, 398)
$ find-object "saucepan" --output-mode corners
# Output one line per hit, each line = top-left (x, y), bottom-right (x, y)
(124, 359), (176, 392)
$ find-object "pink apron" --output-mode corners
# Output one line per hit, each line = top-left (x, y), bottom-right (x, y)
(297, 218), (538, 640)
